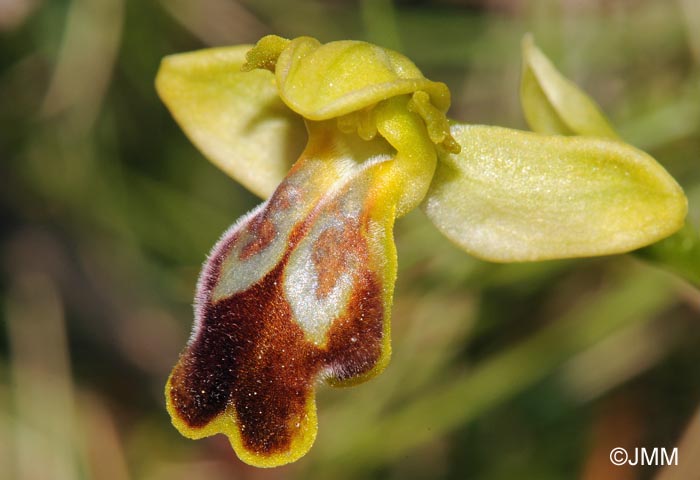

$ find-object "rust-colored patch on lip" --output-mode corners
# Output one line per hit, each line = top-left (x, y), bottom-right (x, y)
(311, 220), (361, 298)
(168, 231), (385, 456)
(239, 182), (299, 261)
(239, 215), (276, 261)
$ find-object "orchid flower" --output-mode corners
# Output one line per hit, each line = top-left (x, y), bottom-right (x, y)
(156, 35), (686, 467)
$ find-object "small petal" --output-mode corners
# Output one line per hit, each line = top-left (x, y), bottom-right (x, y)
(372, 96), (440, 217)
(166, 124), (398, 467)
(156, 46), (306, 198)
(520, 34), (619, 139)
(423, 124), (687, 262)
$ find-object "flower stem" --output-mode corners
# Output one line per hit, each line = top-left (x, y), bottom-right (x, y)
(635, 222), (700, 288)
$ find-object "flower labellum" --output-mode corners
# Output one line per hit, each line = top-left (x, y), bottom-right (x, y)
(156, 35), (687, 467)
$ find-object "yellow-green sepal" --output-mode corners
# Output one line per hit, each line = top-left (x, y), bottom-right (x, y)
(156, 46), (305, 198)
(275, 37), (450, 120)
(422, 124), (687, 262)
(520, 34), (619, 139)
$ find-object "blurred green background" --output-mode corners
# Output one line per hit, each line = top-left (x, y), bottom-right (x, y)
(1, 0), (699, 479)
